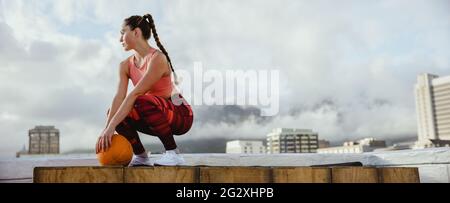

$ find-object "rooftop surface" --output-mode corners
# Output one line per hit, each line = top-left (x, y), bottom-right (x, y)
(1, 147), (449, 183)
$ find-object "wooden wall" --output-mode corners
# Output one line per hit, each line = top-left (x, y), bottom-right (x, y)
(33, 166), (420, 183)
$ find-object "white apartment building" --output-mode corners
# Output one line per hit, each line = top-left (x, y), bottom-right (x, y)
(415, 73), (450, 148)
(226, 140), (266, 154)
(266, 128), (318, 153)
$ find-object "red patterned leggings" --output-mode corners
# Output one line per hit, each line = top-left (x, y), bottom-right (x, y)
(110, 94), (193, 154)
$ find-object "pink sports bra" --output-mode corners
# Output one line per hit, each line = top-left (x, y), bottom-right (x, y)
(128, 50), (173, 98)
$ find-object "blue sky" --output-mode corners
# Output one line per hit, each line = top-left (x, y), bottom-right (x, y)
(0, 0), (449, 158)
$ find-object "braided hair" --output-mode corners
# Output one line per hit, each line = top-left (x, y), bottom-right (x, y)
(124, 14), (179, 84)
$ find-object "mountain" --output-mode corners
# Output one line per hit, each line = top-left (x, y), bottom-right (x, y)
(63, 138), (265, 154)
(145, 138), (266, 154)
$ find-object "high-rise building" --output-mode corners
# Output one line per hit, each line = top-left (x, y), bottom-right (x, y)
(28, 126), (60, 154)
(226, 140), (266, 154)
(266, 128), (318, 153)
(414, 73), (450, 148)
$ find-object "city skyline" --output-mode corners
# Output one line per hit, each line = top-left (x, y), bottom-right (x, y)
(1, 0), (449, 158)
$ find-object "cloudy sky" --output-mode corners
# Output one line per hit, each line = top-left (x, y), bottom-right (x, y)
(0, 0), (449, 158)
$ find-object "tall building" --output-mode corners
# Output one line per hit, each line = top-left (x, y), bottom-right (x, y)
(266, 128), (318, 153)
(317, 138), (386, 154)
(28, 126), (60, 154)
(226, 140), (266, 154)
(415, 73), (450, 148)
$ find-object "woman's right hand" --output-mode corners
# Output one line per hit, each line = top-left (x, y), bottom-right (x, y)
(95, 127), (114, 153)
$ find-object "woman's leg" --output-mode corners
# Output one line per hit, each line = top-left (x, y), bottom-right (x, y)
(107, 108), (146, 155)
(134, 95), (177, 150)
(134, 95), (193, 150)
(115, 117), (146, 155)
(115, 116), (155, 166)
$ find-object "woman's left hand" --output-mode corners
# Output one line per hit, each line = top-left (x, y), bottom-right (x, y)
(96, 126), (115, 153)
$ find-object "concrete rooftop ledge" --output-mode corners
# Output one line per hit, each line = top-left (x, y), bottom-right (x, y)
(1, 147), (449, 183)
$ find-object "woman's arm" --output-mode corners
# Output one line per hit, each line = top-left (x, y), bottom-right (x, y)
(97, 52), (169, 152)
(105, 61), (129, 128)
(96, 61), (129, 153)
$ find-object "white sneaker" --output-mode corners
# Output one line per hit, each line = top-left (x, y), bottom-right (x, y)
(154, 150), (185, 166)
(128, 155), (154, 167)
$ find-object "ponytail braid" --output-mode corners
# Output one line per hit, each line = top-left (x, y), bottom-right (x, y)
(143, 14), (179, 85)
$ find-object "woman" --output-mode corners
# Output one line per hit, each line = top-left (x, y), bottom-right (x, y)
(96, 14), (193, 166)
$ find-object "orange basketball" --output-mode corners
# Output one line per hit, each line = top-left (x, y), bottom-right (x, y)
(97, 134), (133, 166)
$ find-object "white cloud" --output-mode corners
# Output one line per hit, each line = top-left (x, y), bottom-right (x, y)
(0, 0), (449, 157)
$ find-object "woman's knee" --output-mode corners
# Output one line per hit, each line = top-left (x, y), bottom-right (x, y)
(115, 122), (126, 133)
(115, 118), (133, 133)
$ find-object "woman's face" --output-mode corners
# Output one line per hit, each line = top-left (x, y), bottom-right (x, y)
(119, 24), (136, 51)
